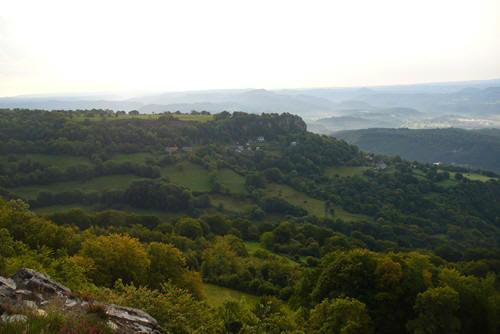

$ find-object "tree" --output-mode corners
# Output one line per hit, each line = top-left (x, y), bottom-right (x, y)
(260, 231), (274, 250)
(375, 257), (403, 290)
(407, 286), (461, 334)
(201, 237), (242, 281)
(312, 249), (378, 303)
(438, 268), (500, 334)
(0, 228), (16, 258)
(251, 296), (297, 333)
(148, 242), (187, 288)
(308, 297), (373, 334)
(0, 228), (16, 274)
(80, 234), (150, 286)
(99, 281), (223, 333)
(218, 300), (257, 333)
(203, 214), (231, 235)
(245, 173), (266, 190)
(176, 218), (203, 239)
(147, 241), (205, 297)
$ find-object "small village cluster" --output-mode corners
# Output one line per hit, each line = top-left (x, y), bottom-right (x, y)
(165, 145), (193, 154)
(165, 137), (299, 155)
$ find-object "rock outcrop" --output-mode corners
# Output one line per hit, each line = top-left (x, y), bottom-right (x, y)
(0, 268), (162, 333)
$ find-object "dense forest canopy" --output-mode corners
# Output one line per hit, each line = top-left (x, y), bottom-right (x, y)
(0, 108), (499, 334)
(334, 127), (500, 173)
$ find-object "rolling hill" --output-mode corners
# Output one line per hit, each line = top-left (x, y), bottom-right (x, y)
(334, 128), (500, 173)
(2, 78), (500, 129)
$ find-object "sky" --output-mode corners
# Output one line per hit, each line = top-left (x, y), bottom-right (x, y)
(1, 0), (499, 97)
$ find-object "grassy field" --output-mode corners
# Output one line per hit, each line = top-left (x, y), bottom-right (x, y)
(10, 174), (148, 200)
(108, 152), (157, 164)
(203, 283), (259, 308)
(161, 163), (246, 194)
(210, 195), (255, 213)
(412, 169), (428, 181)
(161, 162), (211, 192)
(436, 171), (497, 187)
(333, 205), (370, 222)
(216, 169), (247, 194)
(263, 183), (326, 217)
(244, 241), (301, 266)
(263, 183), (369, 221)
(325, 166), (371, 178)
(0, 154), (91, 168)
(172, 114), (214, 122)
(462, 172), (497, 182)
(244, 241), (263, 254)
(437, 178), (459, 188)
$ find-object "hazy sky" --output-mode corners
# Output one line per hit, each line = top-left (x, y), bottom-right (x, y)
(1, 0), (499, 96)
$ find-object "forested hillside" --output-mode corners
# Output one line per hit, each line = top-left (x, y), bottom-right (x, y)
(334, 127), (500, 173)
(0, 109), (499, 333)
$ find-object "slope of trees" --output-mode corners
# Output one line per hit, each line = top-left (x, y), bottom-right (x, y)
(334, 128), (500, 173)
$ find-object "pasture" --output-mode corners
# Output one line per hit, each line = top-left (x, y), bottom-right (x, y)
(203, 283), (259, 307)
(10, 174), (148, 200)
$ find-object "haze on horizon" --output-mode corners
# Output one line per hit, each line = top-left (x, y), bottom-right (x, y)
(1, 0), (499, 97)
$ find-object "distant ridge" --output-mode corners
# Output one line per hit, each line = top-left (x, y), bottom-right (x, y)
(334, 127), (500, 173)
(1, 79), (500, 127)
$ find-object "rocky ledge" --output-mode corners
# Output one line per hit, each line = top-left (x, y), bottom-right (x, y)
(0, 268), (162, 333)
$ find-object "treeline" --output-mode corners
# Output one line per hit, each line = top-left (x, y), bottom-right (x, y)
(334, 127), (500, 173)
(0, 158), (161, 187)
(28, 180), (207, 212)
(0, 109), (310, 156)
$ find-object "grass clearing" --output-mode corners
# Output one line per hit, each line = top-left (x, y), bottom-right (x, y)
(263, 183), (369, 221)
(216, 169), (247, 194)
(244, 241), (300, 266)
(263, 183), (326, 217)
(10, 174), (148, 200)
(463, 172), (497, 182)
(160, 164), (246, 194)
(244, 241), (263, 254)
(172, 114), (214, 122)
(203, 283), (259, 308)
(436, 171), (497, 187)
(161, 162), (211, 192)
(108, 152), (157, 164)
(412, 169), (428, 181)
(333, 205), (370, 222)
(325, 166), (370, 178)
(210, 195), (254, 213)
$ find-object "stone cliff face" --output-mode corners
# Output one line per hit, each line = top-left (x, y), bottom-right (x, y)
(0, 268), (161, 333)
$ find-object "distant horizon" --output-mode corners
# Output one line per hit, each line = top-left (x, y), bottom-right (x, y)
(2, 76), (500, 99)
